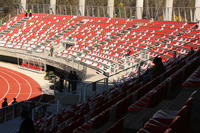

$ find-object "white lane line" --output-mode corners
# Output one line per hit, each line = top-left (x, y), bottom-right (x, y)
(0, 75), (10, 102)
(1, 68), (33, 100)
(0, 70), (21, 105)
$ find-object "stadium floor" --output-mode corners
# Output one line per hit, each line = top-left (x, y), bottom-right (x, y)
(0, 65), (42, 106)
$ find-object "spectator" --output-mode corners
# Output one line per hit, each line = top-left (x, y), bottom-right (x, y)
(29, 9), (32, 17)
(150, 18), (154, 23)
(150, 56), (166, 77)
(2, 98), (8, 108)
(195, 19), (200, 30)
(50, 46), (54, 56)
(125, 49), (131, 56)
(59, 75), (64, 92)
(17, 110), (35, 133)
(72, 71), (78, 93)
(12, 98), (17, 104)
(129, 48), (134, 55)
(25, 9), (28, 17)
(188, 47), (194, 55)
(125, 48), (133, 56)
(67, 71), (73, 92)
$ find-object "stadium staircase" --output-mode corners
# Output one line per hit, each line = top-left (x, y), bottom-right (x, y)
(0, 15), (29, 37)
(34, 17), (87, 54)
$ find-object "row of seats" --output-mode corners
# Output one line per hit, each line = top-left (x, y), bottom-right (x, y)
(128, 53), (200, 112)
(137, 91), (197, 133)
(1, 13), (199, 74)
(72, 50), (200, 133)
(21, 63), (43, 71)
(182, 65), (200, 88)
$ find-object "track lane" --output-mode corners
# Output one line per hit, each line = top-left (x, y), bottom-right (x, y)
(0, 66), (42, 107)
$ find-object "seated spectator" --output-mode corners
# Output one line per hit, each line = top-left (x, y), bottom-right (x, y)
(12, 98), (17, 104)
(2, 98), (8, 108)
(72, 71), (78, 93)
(188, 47), (195, 55)
(150, 18), (154, 23)
(125, 49), (133, 56)
(150, 56), (166, 77)
(196, 19), (200, 30)
(17, 110), (35, 133)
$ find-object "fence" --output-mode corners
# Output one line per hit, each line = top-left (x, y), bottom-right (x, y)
(0, 47), (87, 79)
(0, 101), (49, 123)
(17, 4), (200, 22)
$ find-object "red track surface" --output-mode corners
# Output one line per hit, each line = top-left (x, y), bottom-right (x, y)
(0, 66), (42, 107)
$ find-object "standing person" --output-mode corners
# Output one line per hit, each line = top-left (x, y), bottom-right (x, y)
(12, 98), (17, 104)
(25, 9), (28, 17)
(72, 71), (78, 93)
(2, 98), (8, 108)
(50, 46), (54, 57)
(67, 71), (73, 92)
(17, 110), (35, 133)
(59, 75), (64, 92)
(29, 9), (32, 17)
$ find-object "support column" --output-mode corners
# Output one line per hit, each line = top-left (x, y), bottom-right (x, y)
(165, 0), (173, 21)
(21, 0), (26, 11)
(50, 0), (56, 14)
(194, 0), (200, 21)
(79, 0), (85, 16)
(107, 0), (114, 18)
(136, 0), (144, 19)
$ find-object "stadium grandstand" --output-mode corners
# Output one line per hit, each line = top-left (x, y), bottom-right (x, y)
(0, 0), (200, 133)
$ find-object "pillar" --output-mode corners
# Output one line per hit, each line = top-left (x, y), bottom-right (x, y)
(21, 0), (26, 11)
(136, 0), (144, 19)
(50, 0), (56, 14)
(194, 0), (200, 21)
(165, 0), (173, 21)
(107, 0), (114, 18)
(79, 0), (85, 16)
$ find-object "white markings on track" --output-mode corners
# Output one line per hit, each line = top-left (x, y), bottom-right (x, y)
(0, 67), (33, 101)
(0, 75), (10, 102)
(0, 70), (21, 105)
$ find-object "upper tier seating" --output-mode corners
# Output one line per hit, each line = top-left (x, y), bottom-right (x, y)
(0, 13), (200, 74)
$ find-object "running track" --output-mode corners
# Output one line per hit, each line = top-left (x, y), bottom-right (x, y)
(0, 66), (42, 107)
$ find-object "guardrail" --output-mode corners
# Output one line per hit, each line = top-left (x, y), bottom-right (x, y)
(0, 46), (87, 79)
(0, 101), (49, 123)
